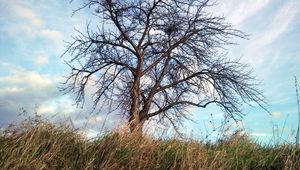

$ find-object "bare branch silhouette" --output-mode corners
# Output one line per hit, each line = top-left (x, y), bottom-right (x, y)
(62, 0), (267, 136)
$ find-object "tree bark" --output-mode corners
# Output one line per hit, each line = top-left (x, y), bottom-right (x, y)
(128, 67), (143, 136)
(129, 116), (144, 137)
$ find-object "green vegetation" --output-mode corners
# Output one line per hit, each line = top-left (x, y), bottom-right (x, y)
(1, 118), (300, 170)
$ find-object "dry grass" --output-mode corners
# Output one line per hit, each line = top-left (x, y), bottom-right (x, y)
(1, 117), (300, 170)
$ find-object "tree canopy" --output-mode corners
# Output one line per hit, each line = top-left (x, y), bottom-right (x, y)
(63, 0), (266, 135)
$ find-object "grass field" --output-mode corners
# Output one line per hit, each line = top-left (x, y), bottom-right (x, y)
(1, 116), (300, 170)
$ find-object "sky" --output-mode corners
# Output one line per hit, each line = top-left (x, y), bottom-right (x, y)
(0, 0), (300, 143)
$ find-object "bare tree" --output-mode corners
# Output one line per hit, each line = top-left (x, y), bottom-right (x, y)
(62, 0), (266, 136)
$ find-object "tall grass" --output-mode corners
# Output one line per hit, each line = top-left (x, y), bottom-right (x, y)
(1, 117), (300, 169)
(295, 76), (300, 147)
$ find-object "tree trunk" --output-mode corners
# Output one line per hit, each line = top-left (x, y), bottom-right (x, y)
(129, 114), (145, 137)
(129, 74), (143, 136)
(129, 51), (145, 136)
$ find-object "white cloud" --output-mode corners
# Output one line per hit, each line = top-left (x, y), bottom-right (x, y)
(250, 132), (272, 137)
(235, 0), (299, 70)
(212, 0), (270, 26)
(7, 0), (43, 27)
(0, 71), (56, 122)
(257, 1), (298, 46)
(37, 97), (77, 116)
(271, 112), (283, 119)
(0, 70), (52, 91)
(0, 0), (63, 45)
(39, 29), (63, 44)
(35, 54), (49, 67)
(0, 65), (60, 127)
(87, 115), (105, 126)
(82, 129), (99, 139)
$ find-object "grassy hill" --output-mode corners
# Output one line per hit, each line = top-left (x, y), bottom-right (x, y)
(1, 117), (300, 169)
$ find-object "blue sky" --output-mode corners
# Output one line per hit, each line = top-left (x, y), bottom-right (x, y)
(0, 0), (300, 143)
